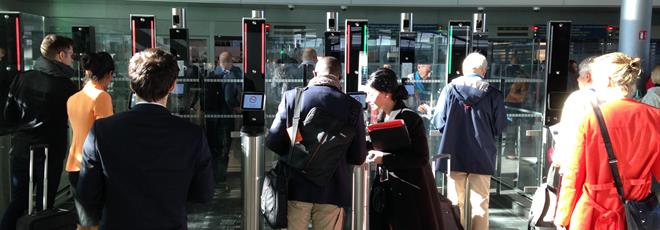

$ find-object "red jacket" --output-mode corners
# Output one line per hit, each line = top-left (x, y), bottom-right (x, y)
(555, 98), (660, 230)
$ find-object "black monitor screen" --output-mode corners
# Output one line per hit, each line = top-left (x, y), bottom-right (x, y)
(347, 92), (367, 110)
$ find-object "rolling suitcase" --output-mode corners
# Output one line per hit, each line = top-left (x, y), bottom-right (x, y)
(433, 153), (464, 230)
(16, 144), (76, 230)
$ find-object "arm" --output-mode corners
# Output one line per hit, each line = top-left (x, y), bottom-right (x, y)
(93, 92), (114, 119)
(382, 112), (429, 169)
(346, 106), (367, 165)
(266, 93), (291, 155)
(555, 121), (588, 227)
(224, 70), (242, 109)
(187, 132), (214, 203)
(77, 123), (106, 219)
(431, 86), (449, 131)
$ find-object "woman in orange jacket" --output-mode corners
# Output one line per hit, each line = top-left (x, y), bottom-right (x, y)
(554, 52), (660, 230)
(66, 52), (115, 230)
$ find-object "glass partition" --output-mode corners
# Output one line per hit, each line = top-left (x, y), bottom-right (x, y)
(488, 39), (546, 195)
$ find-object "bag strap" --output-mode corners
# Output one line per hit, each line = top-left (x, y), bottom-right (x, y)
(590, 99), (626, 203)
(288, 87), (305, 160)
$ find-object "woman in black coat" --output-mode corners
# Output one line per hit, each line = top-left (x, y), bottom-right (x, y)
(365, 68), (445, 229)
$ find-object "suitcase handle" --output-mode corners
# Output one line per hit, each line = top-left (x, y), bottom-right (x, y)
(28, 144), (49, 215)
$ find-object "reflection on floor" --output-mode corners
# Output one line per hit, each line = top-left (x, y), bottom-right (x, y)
(186, 174), (532, 230)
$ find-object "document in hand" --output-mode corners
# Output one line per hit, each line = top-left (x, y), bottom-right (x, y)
(367, 119), (411, 151)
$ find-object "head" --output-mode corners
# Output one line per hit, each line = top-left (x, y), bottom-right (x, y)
(651, 64), (660, 85)
(509, 54), (519, 65)
(417, 64), (431, 79)
(577, 56), (596, 89)
(81, 52), (115, 85)
(218, 52), (233, 70)
(40, 34), (74, 66)
(568, 60), (578, 74)
(128, 48), (179, 102)
(366, 68), (408, 112)
(461, 52), (488, 76)
(590, 52), (641, 98)
(382, 64), (392, 69)
(313, 56), (342, 79)
(302, 48), (318, 63)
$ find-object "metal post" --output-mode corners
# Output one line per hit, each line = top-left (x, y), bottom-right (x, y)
(241, 133), (264, 230)
(351, 164), (369, 230)
(619, 0), (653, 92)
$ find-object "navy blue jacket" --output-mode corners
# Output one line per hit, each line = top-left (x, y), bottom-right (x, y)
(431, 74), (507, 175)
(266, 85), (367, 207)
(78, 104), (214, 230)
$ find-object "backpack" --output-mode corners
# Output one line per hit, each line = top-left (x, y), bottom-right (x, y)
(286, 87), (360, 187)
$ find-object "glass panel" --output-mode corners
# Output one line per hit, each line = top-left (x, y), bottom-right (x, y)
(488, 39), (546, 194)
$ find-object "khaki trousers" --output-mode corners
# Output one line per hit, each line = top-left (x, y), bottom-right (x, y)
(447, 171), (491, 230)
(287, 201), (344, 230)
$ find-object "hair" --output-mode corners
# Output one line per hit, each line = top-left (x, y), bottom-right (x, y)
(302, 48), (317, 62)
(128, 48), (179, 102)
(315, 56), (342, 78)
(461, 52), (488, 74)
(40, 34), (74, 60)
(593, 52), (641, 96)
(81, 52), (115, 81)
(368, 68), (409, 102)
(651, 64), (660, 85)
(578, 56), (596, 77)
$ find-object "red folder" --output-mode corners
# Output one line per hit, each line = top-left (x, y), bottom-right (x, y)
(367, 119), (411, 151)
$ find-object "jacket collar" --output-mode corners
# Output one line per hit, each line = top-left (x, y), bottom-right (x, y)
(34, 56), (74, 79)
(131, 103), (171, 115)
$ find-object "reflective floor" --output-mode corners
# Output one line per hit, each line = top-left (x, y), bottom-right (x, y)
(185, 157), (532, 230)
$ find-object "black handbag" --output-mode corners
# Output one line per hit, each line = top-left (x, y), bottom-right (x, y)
(591, 101), (660, 230)
(261, 88), (305, 229)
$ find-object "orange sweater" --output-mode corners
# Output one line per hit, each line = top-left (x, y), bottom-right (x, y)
(555, 99), (660, 229)
(65, 82), (113, 172)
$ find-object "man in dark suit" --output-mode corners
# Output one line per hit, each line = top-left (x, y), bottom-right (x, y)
(266, 56), (367, 229)
(77, 48), (214, 230)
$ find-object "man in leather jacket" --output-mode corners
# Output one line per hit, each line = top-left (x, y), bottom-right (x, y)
(1, 34), (77, 230)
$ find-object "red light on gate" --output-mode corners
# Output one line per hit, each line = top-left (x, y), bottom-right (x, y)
(265, 23), (271, 32)
(532, 26), (540, 31)
(607, 26), (616, 31)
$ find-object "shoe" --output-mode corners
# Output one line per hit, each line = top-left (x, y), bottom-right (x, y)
(505, 155), (518, 160)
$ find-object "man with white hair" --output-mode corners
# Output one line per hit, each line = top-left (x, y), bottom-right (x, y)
(431, 52), (507, 230)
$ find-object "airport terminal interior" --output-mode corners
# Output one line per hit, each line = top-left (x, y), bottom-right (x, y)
(0, 0), (659, 229)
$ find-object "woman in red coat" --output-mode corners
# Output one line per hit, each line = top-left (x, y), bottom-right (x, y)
(555, 52), (660, 230)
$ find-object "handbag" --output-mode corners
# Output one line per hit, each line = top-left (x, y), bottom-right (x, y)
(591, 101), (660, 230)
(261, 87), (304, 229)
(528, 165), (560, 230)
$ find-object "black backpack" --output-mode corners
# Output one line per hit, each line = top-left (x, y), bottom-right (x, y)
(286, 87), (360, 187)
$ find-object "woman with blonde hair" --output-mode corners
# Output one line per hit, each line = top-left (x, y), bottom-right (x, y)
(641, 64), (660, 108)
(66, 52), (115, 230)
(555, 52), (660, 229)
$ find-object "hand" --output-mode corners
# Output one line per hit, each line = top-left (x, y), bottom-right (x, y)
(366, 150), (385, 164)
(417, 103), (429, 113)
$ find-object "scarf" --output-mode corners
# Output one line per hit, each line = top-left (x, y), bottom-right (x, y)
(308, 74), (341, 90)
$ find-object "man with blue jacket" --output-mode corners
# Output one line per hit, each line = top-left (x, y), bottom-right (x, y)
(266, 56), (367, 230)
(432, 52), (507, 230)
